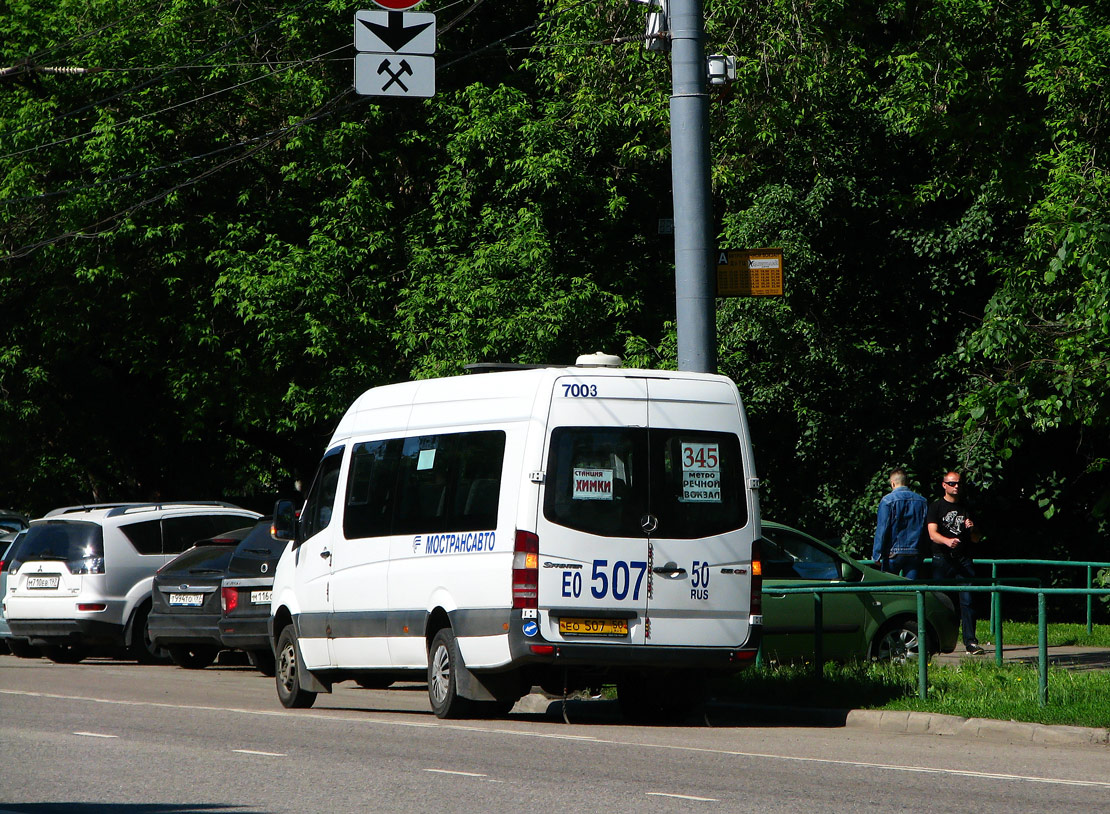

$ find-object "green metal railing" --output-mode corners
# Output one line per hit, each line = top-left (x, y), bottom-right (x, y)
(864, 557), (1109, 635)
(977, 558), (1109, 636)
(760, 578), (1110, 706)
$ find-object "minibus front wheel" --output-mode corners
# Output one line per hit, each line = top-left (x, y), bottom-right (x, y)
(428, 627), (472, 719)
(275, 625), (317, 709)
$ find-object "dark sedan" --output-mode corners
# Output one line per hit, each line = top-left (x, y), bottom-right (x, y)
(149, 541), (243, 669)
(217, 519), (288, 676)
(148, 520), (285, 673)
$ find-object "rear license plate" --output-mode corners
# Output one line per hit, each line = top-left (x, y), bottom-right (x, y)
(558, 617), (628, 637)
(169, 593), (204, 607)
(27, 575), (60, 590)
(251, 590), (272, 604)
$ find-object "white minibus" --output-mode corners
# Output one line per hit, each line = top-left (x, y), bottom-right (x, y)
(269, 354), (763, 720)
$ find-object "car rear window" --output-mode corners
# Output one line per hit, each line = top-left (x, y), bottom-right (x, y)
(544, 427), (747, 539)
(227, 522), (286, 575)
(9, 521), (104, 572)
(162, 545), (236, 574)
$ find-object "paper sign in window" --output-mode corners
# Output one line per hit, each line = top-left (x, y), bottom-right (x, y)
(572, 468), (614, 501)
(681, 442), (721, 503)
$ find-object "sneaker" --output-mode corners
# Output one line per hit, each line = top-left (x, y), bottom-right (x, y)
(965, 641), (985, 655)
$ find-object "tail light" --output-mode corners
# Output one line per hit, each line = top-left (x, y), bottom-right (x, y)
(221, 587), (239, 614)
(750, 538), (762, 617)
(77, 603), (107, 612)
(512, 530), (539, 609)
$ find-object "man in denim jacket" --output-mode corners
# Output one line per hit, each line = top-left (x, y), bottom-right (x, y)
(872, 468), (928, 579)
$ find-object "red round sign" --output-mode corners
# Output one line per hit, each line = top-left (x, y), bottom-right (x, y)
(372, 0), (423, 9)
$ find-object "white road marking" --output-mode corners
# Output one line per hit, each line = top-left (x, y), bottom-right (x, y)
(6, 689), (1108, 790)
(424, 769), (488, 778)
(232, 749), (286, 757)
(73, 731), (118, 738)
(647, 792), (719, 802)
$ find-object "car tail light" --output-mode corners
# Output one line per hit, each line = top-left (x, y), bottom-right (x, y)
(750, 538), (762, 616)
(512, 530), (539, 609)
(221, 587), (239, 614)
(77, 603), (106, 612)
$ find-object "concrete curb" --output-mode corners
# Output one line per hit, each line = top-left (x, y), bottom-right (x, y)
(844, 707), (1110, 746)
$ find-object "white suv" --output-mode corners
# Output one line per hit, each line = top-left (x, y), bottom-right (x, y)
(4, 502), (260, 663)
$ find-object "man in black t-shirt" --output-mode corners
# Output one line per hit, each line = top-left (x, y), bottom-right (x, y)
(927, 471), (983, 654)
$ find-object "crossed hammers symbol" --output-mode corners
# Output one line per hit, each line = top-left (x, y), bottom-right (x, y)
(377, 59), (413, 92)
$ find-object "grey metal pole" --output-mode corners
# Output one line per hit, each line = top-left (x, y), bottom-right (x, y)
(669, 0), (716, 373)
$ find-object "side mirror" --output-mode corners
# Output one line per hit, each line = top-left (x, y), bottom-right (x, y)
(839, 560), (863, 582)
(272, 499), (298, 543)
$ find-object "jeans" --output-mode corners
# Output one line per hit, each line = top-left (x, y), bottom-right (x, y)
(933, 554), (977, 644)
(881, 554), (921, 581)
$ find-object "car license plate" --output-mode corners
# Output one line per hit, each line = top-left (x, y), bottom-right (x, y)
(169, 593), (204, 607)
(251, 590), (272, 604)
(558, 617), (628, 637)
(26, 575), (60, 590)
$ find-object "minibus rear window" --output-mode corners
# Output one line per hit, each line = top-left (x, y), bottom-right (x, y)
(544, 427), (747, 539)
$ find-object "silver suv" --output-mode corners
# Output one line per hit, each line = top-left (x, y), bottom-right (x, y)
(4, 502), (260, 663)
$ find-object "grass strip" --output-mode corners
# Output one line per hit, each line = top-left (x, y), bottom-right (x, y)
(715, 622), (1110, 729)
(717, 660), (1110, 728)
(978, 621), (1110, 648)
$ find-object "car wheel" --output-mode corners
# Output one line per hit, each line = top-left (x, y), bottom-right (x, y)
(275, 626), (316, 709)
(870, 618), (926, 662)
(427, 628), (472, 719)
(129, 603), (172, 664)
(43, 643), (86, 664)
(248, 648), (276, 677)
(7, 638), (40, 659)
(168, 645), (218, 669)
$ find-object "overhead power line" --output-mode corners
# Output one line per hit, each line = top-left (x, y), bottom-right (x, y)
(1, 88), (355, 263)
(1, 0), (629, 261)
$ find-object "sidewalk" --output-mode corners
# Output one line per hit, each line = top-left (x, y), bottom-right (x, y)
(934, 643), (1110, 671)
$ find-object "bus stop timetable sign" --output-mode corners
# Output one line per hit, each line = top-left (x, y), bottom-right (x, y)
(716, 249), (784, 297)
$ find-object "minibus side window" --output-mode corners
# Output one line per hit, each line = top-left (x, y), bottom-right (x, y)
(543, 427), (646, 538)
(343, 439), (402, 540)
(392, 430), (505, 535)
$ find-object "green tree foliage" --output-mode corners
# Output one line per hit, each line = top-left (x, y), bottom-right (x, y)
(703, 0), (1040, 544)
(956, 3), (1110, 545)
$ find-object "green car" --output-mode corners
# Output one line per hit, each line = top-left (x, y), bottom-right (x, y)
(760, 521), (958, 662)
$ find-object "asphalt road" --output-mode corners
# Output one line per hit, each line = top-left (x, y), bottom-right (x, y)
(2, 654), (1109, 814)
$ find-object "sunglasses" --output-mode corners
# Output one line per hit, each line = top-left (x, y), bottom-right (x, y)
(943, 481), (961, 486)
